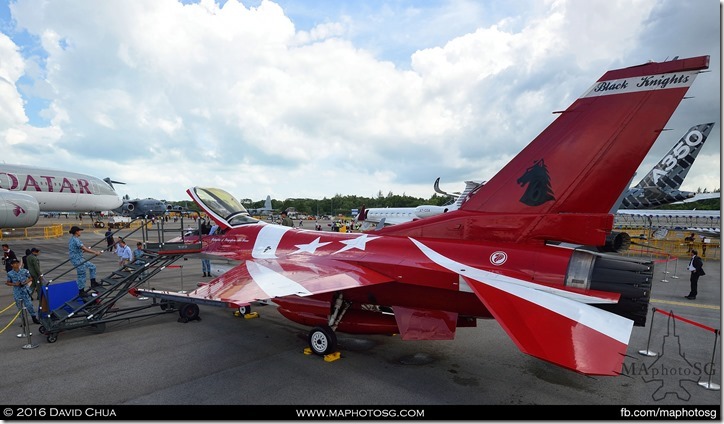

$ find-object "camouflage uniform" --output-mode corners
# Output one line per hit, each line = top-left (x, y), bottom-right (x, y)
(69, 235), (96, 291)
(6, 267), (38, 320)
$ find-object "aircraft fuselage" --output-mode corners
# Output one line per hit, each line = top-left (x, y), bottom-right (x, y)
(199, 219), (650, 335)
(0, 164), (122, 212)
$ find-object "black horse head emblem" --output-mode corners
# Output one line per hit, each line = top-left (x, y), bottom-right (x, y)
(517, 159), (555, 206)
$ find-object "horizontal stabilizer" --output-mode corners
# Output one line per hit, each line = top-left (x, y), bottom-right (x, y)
(465, 275), (631, 376)
(411, 238), (632, 375)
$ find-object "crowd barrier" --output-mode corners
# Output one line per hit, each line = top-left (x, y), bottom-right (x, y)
(616, 227), (720, 261)
(638, 308), (720, 391)
(0, 220), (149, 240)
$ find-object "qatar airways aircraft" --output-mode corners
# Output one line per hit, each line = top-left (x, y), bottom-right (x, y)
(0, 164), (123, 228)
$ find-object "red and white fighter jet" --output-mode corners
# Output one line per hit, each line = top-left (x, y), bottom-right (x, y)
(141, 55), (709, 376)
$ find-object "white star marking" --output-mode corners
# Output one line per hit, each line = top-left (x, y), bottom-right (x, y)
(292, 237), (332, 254)
(333, 234), (380, 254)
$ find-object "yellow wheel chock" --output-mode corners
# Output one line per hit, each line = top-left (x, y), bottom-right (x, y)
(303, 347), (341, 362)
(233, 311), (259, 319)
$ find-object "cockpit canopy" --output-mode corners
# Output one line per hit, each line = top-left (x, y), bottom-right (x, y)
(190, 187), (259, 228)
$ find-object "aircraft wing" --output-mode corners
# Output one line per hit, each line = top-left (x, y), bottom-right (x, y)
(142, 256), (394, 307)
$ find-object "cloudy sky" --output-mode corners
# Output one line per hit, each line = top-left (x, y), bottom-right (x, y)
(0, 0), (720, 204)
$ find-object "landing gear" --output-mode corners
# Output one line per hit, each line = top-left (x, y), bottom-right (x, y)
(238, 305), (251, 315)
(93, 220), (106, 228)
(306, 292), (351, 356)
(308, 325), (337, 356)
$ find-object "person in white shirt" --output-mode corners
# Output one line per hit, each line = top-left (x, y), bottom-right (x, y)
(116, 238), (134, 268)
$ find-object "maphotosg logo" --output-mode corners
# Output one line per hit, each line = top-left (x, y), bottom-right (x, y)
(622, 316), (715, 401)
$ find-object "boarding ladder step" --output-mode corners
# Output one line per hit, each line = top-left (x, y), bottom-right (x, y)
(47, 253), (185, 323)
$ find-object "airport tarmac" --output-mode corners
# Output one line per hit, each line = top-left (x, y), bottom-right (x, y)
(0, 218), (721, 419)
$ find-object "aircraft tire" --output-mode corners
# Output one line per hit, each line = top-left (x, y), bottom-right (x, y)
(308, 325), (337, 356)
(238, 305), (251, 315)
(47, 334), (58, 343)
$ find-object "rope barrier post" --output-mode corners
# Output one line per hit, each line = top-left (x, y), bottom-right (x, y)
(16, 305), (30, 339)
(670, 254), (680, 279)
(20, 306), (38, 349)
(638, 307), (659, 357)
(661, 253), (670, 283)
(698, 329), (721, 391)
(662, 252), (670, 274)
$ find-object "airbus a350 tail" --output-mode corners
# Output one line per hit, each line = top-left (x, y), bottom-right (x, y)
(619, 122), (715, 208)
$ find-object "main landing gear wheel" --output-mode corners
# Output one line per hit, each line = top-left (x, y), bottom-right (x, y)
(308, 326), (337, 356)
(178, 303), (200, 323)
(47, 334), (58, 343)
(238, 305), (251, 315)
(38, 326), (47, 335)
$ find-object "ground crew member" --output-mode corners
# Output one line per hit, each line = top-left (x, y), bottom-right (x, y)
(5, 258), (41, 324)
(27, 247), (42, 300)
(68, 226), (100, 294)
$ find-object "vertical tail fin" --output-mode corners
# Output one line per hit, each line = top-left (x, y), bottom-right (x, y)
(376, 56), (710, 246)
(460, 56), (709, 215)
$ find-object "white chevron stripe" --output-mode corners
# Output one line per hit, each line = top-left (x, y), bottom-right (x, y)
(252, 225), (293, 258)
(409, 238), (632, 345)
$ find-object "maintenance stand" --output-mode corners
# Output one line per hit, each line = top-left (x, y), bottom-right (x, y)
(37, 217), (203, 343)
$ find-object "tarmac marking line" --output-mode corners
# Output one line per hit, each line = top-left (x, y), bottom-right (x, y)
(650, 298), (720, 310)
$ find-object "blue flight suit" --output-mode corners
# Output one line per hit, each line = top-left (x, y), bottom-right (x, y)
(7, 268), (38, 318)
(69, 236), (96, 290)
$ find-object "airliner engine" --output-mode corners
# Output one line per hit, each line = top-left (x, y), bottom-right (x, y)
(0, 190), (40, 228)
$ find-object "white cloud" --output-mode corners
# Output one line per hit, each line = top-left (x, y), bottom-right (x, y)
(0, 33), (28, 128)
